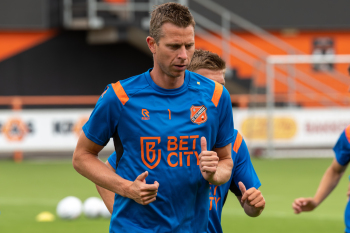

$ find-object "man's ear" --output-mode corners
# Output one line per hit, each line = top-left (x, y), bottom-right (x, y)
(146, 36), (157, 54)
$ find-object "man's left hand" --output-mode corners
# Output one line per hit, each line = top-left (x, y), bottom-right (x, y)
(199, 136), (219, 183)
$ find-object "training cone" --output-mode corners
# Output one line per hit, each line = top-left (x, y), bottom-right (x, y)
(36, 211), (55, 222)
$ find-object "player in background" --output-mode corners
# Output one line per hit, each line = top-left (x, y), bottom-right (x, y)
(189, 50), (265, 233)
(293, 125), (350, 231)
(293, 67), (350, 233)
(73, 3), (234, 233)
(97, 50), (265, 233)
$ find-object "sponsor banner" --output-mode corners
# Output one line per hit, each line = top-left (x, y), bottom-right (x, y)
(0, 108), (348, 152)
(0, 109), (114, 152)
(233, 108), (350, 148)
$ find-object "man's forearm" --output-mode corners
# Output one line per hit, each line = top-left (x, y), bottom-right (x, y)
(313, 166), (344, 205)
(73, 152), (132, 197)
(211, 157), (233, 185)
(96, 184), (115, 214)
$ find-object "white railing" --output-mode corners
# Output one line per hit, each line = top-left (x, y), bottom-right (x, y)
(62, 0), (350, 108)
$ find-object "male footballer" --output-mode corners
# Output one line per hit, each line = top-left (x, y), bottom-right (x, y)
(97, 50), (265, 233)
(73, 3), (234, 233)
(293, 66), (350, 233)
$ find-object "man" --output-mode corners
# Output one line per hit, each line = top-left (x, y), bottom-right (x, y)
(293, 66), (350, 233)
(292, 125), (350, 232)
(73, 3), (234, 233)
(97, 50), (265, 233)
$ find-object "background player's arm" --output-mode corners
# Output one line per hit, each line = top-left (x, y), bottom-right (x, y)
(199, 137), (233, 185)
(73, 132), (159, 205)
(229, 132), (264, 217)
(96, 161), (116, 214)
(293, 158), (347, 214)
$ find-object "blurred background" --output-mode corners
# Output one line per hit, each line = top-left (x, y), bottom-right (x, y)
(1, 0), (350, 232)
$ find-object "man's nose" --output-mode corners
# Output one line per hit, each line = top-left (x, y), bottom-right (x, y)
(178, 46), (188, 60)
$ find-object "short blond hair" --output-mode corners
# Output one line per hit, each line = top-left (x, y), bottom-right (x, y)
(149, 3), (195, 43)
(188, 49), (226, 72)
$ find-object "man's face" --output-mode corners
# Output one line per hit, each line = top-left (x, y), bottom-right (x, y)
(195, 68), (226, 86)
(154, 22), (195, 78)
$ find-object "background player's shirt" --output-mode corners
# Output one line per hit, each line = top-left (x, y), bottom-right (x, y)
(83, 69), (234, 233)
(207, 129), (261, 233)
(108, 129), (260, 233)
(333, 125), (350, 233)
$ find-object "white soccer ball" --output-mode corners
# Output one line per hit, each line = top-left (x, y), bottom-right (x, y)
(100, 202), (111, 218)
(56, 196), (83, 220)
(83, 197), (103, 218)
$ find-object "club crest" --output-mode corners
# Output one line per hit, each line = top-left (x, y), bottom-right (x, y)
(190, 105), (208, 125)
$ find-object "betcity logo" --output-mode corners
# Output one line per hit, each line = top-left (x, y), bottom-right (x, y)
(209, 185), (221, 211)
(140, 135), (200, 169)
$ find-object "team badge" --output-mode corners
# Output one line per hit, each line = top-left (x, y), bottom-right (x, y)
(190, 105), (208, 125)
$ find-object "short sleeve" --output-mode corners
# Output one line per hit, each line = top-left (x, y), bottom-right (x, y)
(333, 129), (350, 166)
(229, 181), (241, 196)
(215, 87), (234, 148)
(229, 137), (261, 196)
(82, 84), (123, 146)
(107, 151), (117, 170)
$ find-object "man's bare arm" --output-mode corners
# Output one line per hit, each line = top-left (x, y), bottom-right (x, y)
(213, 143), (233, 185)
(292, 158), (347, 214)
(73, 132), (159, 205)
(96, 161), (116, 214)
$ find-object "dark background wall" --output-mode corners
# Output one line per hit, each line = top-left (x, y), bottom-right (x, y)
(0, 0), (61, 29)
(0, 31), (153, 96)
(2, 0), (350, 30)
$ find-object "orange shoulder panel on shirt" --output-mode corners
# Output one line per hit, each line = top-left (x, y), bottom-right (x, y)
(112, 81), (129, 105)
(211, 81), (223, 107)
(233, 132), (243, 153)
(345, 125), (350, 143)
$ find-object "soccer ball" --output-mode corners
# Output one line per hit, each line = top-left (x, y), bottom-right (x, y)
(83, 197), (103, 218)
(100, 202), (111, 218)
(56, 196), (83, 219)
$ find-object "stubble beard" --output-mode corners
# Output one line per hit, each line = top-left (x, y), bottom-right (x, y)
(157, 60), (184, 79)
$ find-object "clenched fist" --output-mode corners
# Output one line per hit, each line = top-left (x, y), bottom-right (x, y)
(199, 137), (219, 183)
(292, 197), (318, 214)
(127, 171), (159, 205)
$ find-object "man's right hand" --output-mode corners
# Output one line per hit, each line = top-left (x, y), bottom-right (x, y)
(127, 171), (159, 205)
(292, 197), (318, 214)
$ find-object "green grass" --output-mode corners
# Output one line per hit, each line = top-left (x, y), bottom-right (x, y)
(222, 158), (348, 233)
(0, 158), (348, 232)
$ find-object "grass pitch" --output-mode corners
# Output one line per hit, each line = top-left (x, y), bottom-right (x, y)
(0, 158), (348, 233)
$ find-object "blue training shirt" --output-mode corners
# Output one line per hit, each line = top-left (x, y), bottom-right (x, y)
(207, 129), (261, 233)
(107, 129), (260, 233)
(333, 125), (350, 233)
(83, 69), (234, 233)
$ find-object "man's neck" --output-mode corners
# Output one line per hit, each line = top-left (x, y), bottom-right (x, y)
(150, 65), (185, 89)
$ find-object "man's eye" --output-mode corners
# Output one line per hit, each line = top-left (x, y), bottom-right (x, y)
(186, 45), (193, 49)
